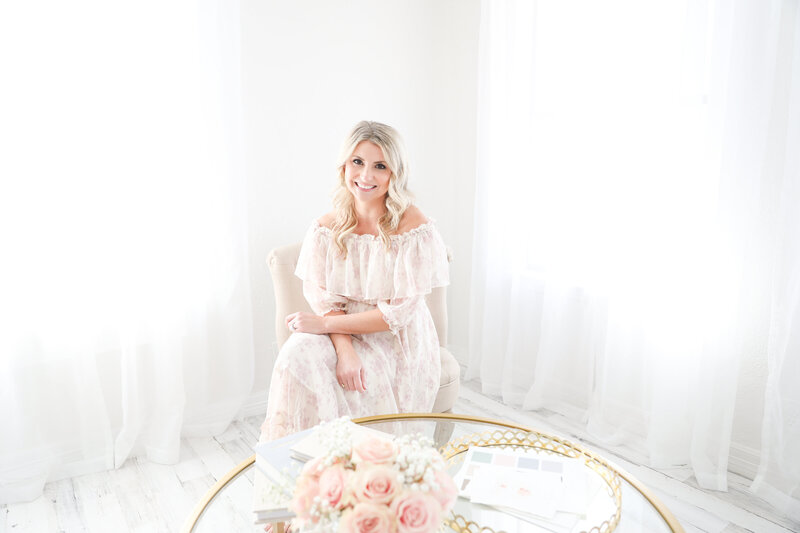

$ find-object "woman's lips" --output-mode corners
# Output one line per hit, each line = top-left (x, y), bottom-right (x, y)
(355, 182), (377, 191)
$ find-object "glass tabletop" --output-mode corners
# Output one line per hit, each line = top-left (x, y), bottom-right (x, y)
(182, 413), (684, 533)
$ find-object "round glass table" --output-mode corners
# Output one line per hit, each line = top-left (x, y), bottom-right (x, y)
(181, 413), (684, 533)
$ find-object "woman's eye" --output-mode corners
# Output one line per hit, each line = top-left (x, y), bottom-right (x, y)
(376, 163), (386, 170)
(352, 158), (363, 165)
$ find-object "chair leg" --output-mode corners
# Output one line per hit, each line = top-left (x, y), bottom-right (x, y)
(433, 409), (456, 448)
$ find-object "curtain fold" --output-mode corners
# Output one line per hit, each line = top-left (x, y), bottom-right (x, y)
(751, 1), (800, 521)
(0, 0), (254, 504)
(468, 0), (799, 518)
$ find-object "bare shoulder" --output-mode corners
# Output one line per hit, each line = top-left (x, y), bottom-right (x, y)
(317, 211), (337, 229)
(396, 205), (430, 234)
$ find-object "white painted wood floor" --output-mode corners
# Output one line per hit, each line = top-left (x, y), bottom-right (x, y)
(2, 380), (798, 533)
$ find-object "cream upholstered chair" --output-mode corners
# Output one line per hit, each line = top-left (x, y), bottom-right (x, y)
(267, 242), (461, 414)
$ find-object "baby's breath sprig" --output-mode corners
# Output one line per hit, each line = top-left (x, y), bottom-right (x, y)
(316, 417), (356, 466)
(394, 433), (444, 490)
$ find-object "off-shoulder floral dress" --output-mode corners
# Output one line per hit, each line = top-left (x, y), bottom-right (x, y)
(259, 219), (449, 441)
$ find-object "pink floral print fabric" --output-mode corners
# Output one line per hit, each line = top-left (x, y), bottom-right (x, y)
(259, 220), (450, 442)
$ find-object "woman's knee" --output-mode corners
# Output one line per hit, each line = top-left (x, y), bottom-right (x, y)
(275, 333), (335, 370)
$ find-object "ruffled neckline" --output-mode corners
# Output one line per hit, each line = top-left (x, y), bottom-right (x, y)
(311, 219), (436, 243)
(296, 218), (449, 301)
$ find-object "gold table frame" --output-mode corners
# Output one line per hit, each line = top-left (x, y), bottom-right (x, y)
(180, 413), (685, 533)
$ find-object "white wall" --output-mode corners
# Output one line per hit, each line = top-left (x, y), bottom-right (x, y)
(238, 2), (767, 484)
(240, 0), (481, 411)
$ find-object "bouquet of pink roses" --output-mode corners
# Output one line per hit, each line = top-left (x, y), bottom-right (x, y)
(289, 421), (457, 533)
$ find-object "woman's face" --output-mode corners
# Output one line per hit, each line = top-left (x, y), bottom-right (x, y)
(343, 141), (392, 204)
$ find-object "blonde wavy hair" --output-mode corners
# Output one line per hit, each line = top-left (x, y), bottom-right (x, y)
(331, 120), (412, 255)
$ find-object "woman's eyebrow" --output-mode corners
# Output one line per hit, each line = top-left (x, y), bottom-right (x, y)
(351, 154), (387, 165)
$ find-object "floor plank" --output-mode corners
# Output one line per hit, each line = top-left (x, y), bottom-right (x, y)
(2, 491), (59, 533)
(51, 478), (87, 533)
(1, 381), (797, 532)
(71, 468), (127, 533)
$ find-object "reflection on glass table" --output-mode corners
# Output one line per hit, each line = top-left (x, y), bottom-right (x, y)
(182, 413), (684, 533)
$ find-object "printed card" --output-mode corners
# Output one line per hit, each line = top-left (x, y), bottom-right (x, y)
(452, 446), (591, 519)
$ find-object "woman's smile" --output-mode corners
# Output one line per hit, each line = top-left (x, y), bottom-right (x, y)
(354, 181), (378, 191)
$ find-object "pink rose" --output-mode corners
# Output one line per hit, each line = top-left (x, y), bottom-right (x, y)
(340, 502), (396, 533)
(319, 464), (349, 509)
(432, 469), (457, 512)
(301, 456), (325, 479)
(391, 491), (442, 533)
(289, 476), (319, 519)
(353, 465), (400, 505)
(353, 436), (397, 465)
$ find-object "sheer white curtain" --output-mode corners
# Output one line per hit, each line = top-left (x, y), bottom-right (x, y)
(0, 0), (254, 504)
(467, 0), (799, 519)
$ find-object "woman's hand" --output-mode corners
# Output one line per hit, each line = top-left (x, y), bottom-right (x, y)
(285, 311), (327, 334)
(336, 349), (366, 393)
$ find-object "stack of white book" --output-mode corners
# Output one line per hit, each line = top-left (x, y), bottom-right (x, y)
(251, 420), (391, 525)
(251, 428), (314, 524)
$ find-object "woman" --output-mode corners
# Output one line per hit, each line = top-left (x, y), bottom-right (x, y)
(260, 121), (449, 441)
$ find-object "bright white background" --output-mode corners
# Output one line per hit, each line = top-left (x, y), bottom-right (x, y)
(0, 0), (796, 519)
(465, 0), (799, 518)
(240, 0), (480, 405)
(0, 0), (482, 505)
(238, 0), (777, 481)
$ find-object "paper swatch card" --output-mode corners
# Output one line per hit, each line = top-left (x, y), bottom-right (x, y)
(471, 467), (562, 518)
(452, 446), (590, 519)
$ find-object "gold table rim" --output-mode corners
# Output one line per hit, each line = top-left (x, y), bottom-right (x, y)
(180, 412), (685, 533)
